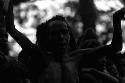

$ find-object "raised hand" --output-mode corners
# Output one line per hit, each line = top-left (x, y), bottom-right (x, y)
(113, 8), (125, 21)
(111, 8), (124, 53)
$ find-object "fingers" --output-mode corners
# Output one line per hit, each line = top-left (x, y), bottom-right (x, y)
(120, 8), (125, 20)
(113, 7), (125, 20)
(118, 8), (125, 13)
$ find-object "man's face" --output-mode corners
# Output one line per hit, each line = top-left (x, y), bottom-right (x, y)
(48, 21), (70, 53)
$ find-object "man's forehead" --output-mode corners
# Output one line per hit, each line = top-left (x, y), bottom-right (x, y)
(49, 20), (67, 27)
(48, 20), (68, 30)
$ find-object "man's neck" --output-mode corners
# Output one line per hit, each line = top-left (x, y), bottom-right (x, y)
(47, 52), (66, 63)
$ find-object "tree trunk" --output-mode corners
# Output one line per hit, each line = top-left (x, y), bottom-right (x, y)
(78, 0), (97, 32)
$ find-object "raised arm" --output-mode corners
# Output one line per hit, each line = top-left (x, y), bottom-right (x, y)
(111, 8), (125, 52)
(5, 0), (35, 50)
(89, 8), (124, 55)
(90, 8), (124, 55)
(68, 8), (124, 62)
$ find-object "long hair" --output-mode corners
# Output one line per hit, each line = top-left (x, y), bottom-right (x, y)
(36, 15), (77, 52)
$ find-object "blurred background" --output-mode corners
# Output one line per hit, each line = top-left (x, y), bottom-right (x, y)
(7, 0), (125, 57)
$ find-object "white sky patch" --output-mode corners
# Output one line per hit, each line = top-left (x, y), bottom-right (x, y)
(96, 24), (106, 34)
(94, 0), (124, 11)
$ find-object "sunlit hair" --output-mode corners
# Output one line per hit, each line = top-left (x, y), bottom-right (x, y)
(36, 15), (77, 52)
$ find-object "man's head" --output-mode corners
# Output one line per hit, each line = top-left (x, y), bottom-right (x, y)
(47, 20), (70, 54)
(36, 15), (77, 55)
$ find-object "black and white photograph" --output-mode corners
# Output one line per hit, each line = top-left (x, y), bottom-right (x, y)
(0, 0), (125, 83)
